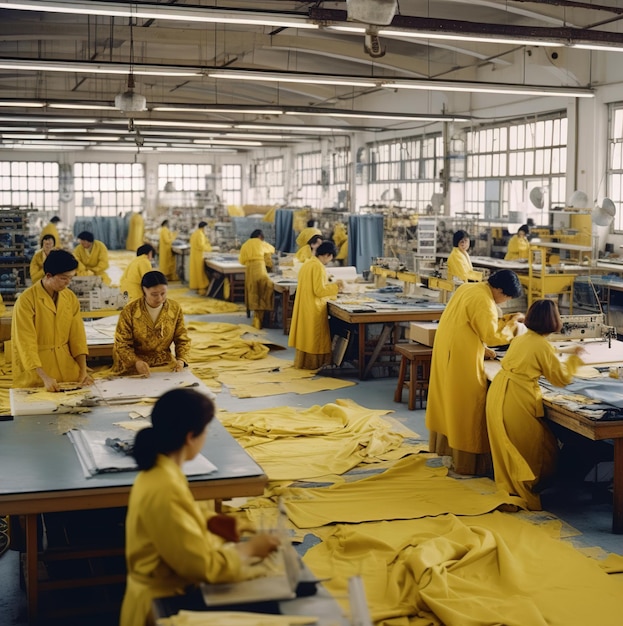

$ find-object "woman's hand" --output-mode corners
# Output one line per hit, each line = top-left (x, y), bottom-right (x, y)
(78, 370), (94, 385)
(236, 533), (281, 560)
(135, 360), (150, 377)
(484, 347), (497, 360)
(41, 373), (60, 392)
(173, 359), (185, 372)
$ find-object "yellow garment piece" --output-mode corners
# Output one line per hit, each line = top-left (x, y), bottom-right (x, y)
(165, 289), (241, 315)
(219, 400), (403, 481)
(74, 240), (111, 284)
(159, 225), (178, 280)
(288, 256), (338, 356)
(121, 455), (243, 626)
(112, 297), (190, 374)
(283, 455), (519, 528)
(159, 611), (316, 626)
(504, 234), (530, 261)
(238, 237), (274, 317)
(226, 375), (355, 399)
(126, 212), (144, 251)
(303, 513), (623, 626)
(446, 247), (481, 283)
(486, 330), (582, 510)
(29, 249), (51, 283)
(11, 281), (88, 387)
(294, 245), (313, 263)
(119, 254), (152, 301)
(426, 282), (517, 457)
(189, 228), (212, 291)
(295, 226), (322, 249)
(41, 222), (60, 247)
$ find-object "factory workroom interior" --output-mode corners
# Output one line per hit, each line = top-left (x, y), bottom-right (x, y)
(4, 1), (623, 625)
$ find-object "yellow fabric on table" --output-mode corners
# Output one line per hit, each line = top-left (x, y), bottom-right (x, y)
(303, 512), (622, 626)
(219, 399), (406, 481)
(167, 288), (242, 315)
(158, 611), (316, 626)
(283, 455), (521, 528)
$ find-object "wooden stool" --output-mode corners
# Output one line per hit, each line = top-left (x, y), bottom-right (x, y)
(394, 343), (433, 410)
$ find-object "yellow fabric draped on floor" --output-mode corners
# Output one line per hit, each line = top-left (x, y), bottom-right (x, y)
(302, 512), (622, 626)
(218, 399), (408, 481)
(167, 287), (242, 314)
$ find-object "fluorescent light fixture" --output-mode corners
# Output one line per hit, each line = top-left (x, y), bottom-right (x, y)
(48, 102), (118, 110)
(152, 106), (285, 115)
(102, 120), (230, 130)
(0, 101), (45, 108)
(193, 139), (262, 146)
(0, 115), (97, 123)
(47, 134), (116, 141)
(208, 71), (377, 88)
(0, 1), (317, 29)
(1, 133), (47, 139)
(574, 43), (623, 53)
(237, 124), (336, 132)
(284, 110), (471, 122)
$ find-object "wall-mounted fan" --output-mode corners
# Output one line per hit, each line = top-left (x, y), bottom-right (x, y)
(529, 186), (545, 209)
(592, 197), (616, 227)
(567, 189), (589, 209)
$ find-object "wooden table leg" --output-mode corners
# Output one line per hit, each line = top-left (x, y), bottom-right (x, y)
(357, 323), (366, 379)
(613, 438), (623, 534)
(282, 292), (290, 335)
(362, 323), (393, 380)
(25, 513), (39, 622)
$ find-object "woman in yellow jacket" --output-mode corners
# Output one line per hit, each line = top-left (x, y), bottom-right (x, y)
(295, 233), (322, 263)
(120, 244), (156, 301)
(158, 219), (178, 281)
(41, 216), (61, 247)
(447, 230), (482, 283)
(126, 210), (144, 252)
(12, 249), (93, 391)
(333, 222), (349, 265)
(74, 230), (111, 284)
(425, 270), (524, 475)
(29, 233), (57, 283)
(238, 229), (275, 329)
(504, 224), (530, 261)
(189, 221), (212, 294)
(486, 299), (584, 510)
(120, 388), (280, 626)
(289, 241), (343, 369)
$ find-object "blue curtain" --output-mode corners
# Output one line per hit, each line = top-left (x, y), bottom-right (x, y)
(73, 216), (127, 250)
(274, 209), (296, 253)
(348, 214), (384, 273)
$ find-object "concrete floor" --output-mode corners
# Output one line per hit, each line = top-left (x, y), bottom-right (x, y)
(1, 309), (621, 625)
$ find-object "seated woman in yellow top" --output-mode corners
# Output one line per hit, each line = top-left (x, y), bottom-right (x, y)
(74, 231), (111, 284)
(120, 244), (156, 301)
(120, 388), (280, 626)
(113, 270), (190, 377)
(29, 233), (57, 283)
(295, 234), (322, 263)
(504, 224), (530, 261)
(447, 230), (482, 283)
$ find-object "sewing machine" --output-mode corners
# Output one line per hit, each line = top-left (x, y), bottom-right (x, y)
(548, 314), (617, 346)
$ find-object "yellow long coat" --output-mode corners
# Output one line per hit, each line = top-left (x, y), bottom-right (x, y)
(158, 226), (178, 280)
(425, 282), (517, 455)
(189, 228), (212, 291)
(113, 297), (190, 374)
(447, 247), (481, 282)
(11, 281), (88, 387)
(41, 222), (60, 247)
(120, 254), (153, 301)
(288, 256), (339, 355)
(29, 249), (49, 283)
(295, 244), (313, 263)
(74, 240), (111, 284)
(126, 212), (145, 251)
(120, 455), (242, 626)
(333, 223), (348, 262)
(486, 331), (582, 509)
(238, 237), (274, 314)
(504, 234), (530, 261)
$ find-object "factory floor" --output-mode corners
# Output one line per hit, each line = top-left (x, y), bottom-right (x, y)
(1, 306), (621, 625)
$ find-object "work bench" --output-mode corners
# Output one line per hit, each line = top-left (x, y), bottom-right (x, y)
(203, 253), (246, 302)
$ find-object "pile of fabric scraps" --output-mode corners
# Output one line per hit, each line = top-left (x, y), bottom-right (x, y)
(168, 287), (243, 315)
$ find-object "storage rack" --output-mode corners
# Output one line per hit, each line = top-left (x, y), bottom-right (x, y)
(0, 207), (30, 301)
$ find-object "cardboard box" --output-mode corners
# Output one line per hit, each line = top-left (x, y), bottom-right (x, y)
(408, 322), (438, 347)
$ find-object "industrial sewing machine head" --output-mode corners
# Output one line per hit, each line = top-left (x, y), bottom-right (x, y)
(548, 314), (618, 347)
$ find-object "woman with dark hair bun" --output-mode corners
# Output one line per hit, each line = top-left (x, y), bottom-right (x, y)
(486, 299), (584, 510)
(113, 270), (190, 376)
(121, 388), (280, 626)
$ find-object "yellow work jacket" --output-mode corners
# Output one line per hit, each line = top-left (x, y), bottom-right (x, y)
(40, 222), (60, 247)
(120, 254), (153, 301)
(447, 247), (481, 283)
(239, 237), (274, 312)
(295, 226), (322, 249)
(29, 249), (49, 283)
(126, 212), (144, 251)
(504, 234), (530, 261)
(74, 240), (110, 284)
(158, 226), (178, 280)
(189, 228), (212, 290)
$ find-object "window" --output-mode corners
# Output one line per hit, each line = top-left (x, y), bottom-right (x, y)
(608, 104), (623, 231)
(249, 157), (284, 204)
(74, 162), (144, 217)
(0, 161), (59, 210)
(295, 152), (322, 207)
(221, 164), (242, 207)
(157, 163), (213, 193)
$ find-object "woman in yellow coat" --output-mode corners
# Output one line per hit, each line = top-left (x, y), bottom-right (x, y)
(333, 222), (349, 265)
(12, 249), (93, 391)
(74, 230), (111, 284)
(120, 244), (156, 301)
(289, 241), (343, 369)
(486, 299), (584, 510)
(238, 229), (275, 329)
(295, 221), (321, 253)
(189, 221), (212, 294)
(120, 388), (280, 626)
(425, 270), (524, 475)
(158, 219), (178, 281)
(295, 233), (322, 263)
(41, 215), (61, 248)
(504, 224), (530, 261)
(113, 271), (191, 376)
(126, 211), (145, 251)
(447, 230), (482, 283)
(29, 233), (57, 283)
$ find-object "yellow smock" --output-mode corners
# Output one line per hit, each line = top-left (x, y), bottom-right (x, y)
(158, 226), (178, 280)
(113, 297), (191, 374)
(29, 249), (49, 283)
(119, 254), (153, 301)
(425, 282), (517, 472)
(295, 226), (321, 249)
(189, 228), (212, 291)
(288, 256), (339, 369)
(447, 247), (481, 282)
(126, 212), (145, 251)
(11, 281), (88, 388)
(333, 223), (348, 262)
(486, 331), (582, 510)
(295, 245), (313, 263)
(73, 240), (111, 284)
(120, 455), (242, 626)
(238, 237), (274, 328)
(40, 222), (60, 247)
(504, 234), (530, 261)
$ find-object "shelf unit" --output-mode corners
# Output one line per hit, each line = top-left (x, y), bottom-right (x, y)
(0, 207), (30, 301)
